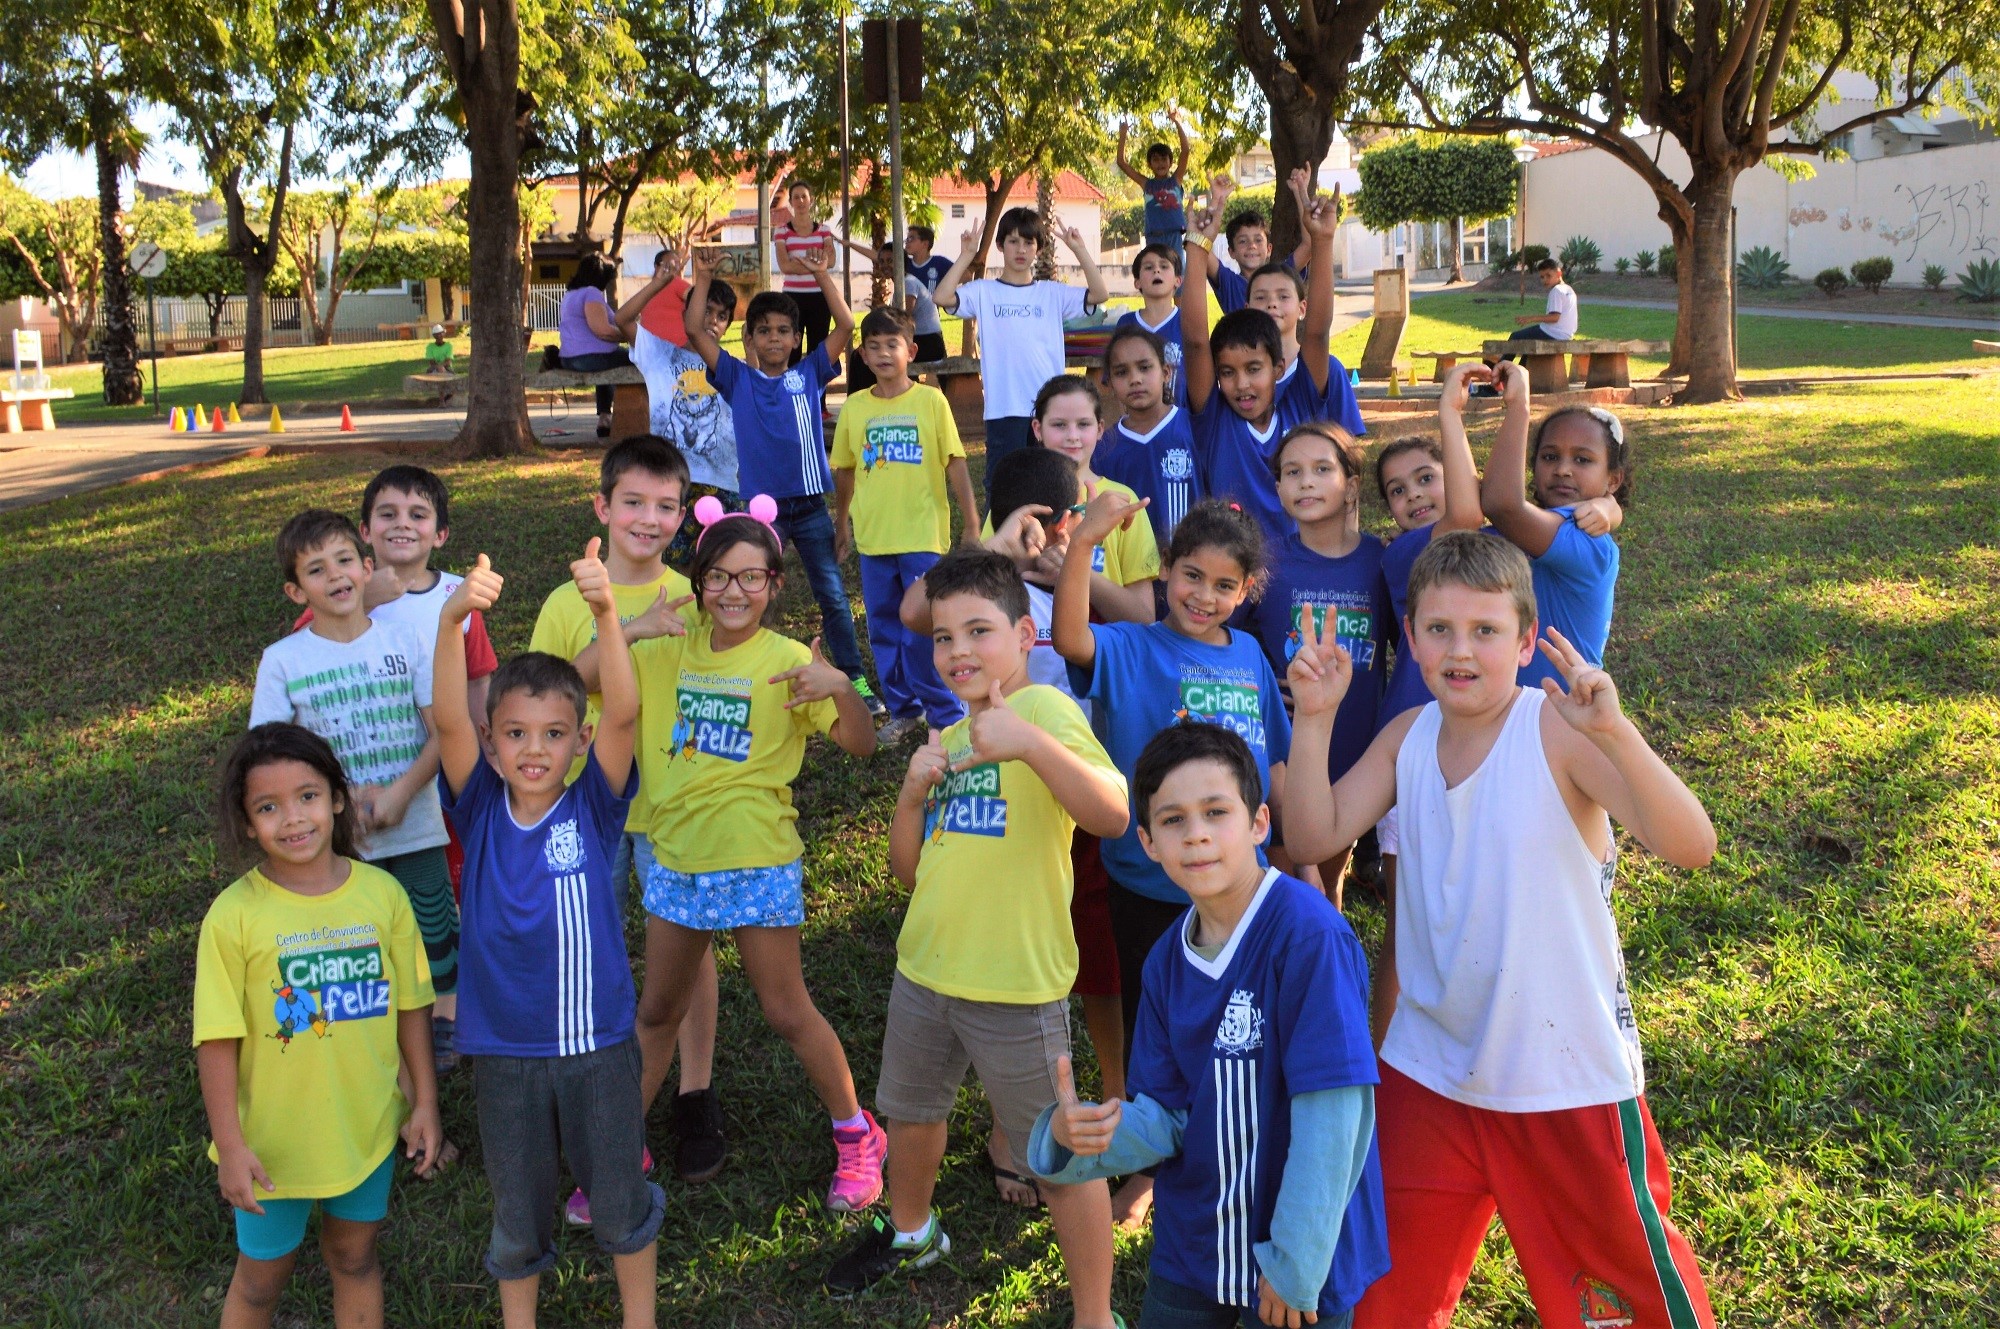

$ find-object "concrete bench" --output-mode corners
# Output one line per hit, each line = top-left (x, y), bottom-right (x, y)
(1, 386), (76, 432)
(1976, 339), (1999, 355)
(403, 371), (466, 404)
(1411, 349), (1484, 381)
(525, 364), (649, 439)
(1482, 338), (1670, 392)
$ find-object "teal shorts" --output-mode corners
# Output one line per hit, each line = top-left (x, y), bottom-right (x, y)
(234, 1149), (395, 1261)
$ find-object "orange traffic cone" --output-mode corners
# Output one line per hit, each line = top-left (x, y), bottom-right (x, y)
(339, 404), (356, 432)
(211, 406), (226, 432)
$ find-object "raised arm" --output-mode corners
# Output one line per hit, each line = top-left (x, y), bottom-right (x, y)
(831, 230), (881, 264)
(1434, 362), (1490, 534)
(570, 582), (691, 691)
(808, 246), (855, 361)
(434, 555), (505, 796)
(1478, 360), (1565, 555)
(889, 733), (951, 886)
(1178, 235), (1216, 409)
(614, 248), (681, 336)
(684, 248), (725, 371)
(1058, 224), (1109, 309)
(960, 681), (1128, 838)
(1115, 122), (1146, 186)
(932, 222), (982, 313)
(1299, 186), (1340, 395)
(1282, 612), (1404, 864)
(1052, 492), (1143, 669)
(1171, 113), (1191, 180)
(573, 540), (638, 789)
(1284, 168), (1316, 271)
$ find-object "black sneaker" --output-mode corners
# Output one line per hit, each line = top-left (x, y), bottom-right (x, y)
(673, 1087), (728, 1183)
(823, 1213), (952, 1296)
(850, 675), (890, 719)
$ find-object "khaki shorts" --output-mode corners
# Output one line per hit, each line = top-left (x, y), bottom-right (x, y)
(875, 971), (1071, 1175)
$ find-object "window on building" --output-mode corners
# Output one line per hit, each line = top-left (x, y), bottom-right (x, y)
(1829, 132), (1854, 156)
(950, 203), (966, 218)
(1461, 220), (1488, 266)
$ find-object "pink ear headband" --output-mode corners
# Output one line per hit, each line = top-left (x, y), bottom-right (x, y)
(694, 494), (783, 552)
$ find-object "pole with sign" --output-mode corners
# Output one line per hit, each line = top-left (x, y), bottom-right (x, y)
(128, 241), (167, 415)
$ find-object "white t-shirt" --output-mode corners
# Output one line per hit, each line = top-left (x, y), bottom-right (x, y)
(1545, 282), (1578, 340)
(631, 325), (739, 490)
(249, 620), (447, 861)
(1382, 689), (1641, 1112)
(951, 278), (1087, 419)
(369, 571), (466, 642)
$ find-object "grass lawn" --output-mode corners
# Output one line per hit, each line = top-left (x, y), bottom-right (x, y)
(3, 382), (1997, 1326)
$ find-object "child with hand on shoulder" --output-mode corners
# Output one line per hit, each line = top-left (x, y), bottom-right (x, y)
(824, 549), (1128, 1329)
(1096, 324), (1203, 552)
(1113, 244), (1187, 401)
(196, 723), (440, 1329)
(1283, 534), (1718, 1329)
(432, 547), (664, 1328)
(1029, 722), (1388, 1329)
(1054, 496), (1292, 1229)
(576, 496), (887, 1217)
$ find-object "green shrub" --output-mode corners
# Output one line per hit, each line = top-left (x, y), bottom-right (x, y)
(1521, 243), (1550, 270)
(1614, 257), (1631, 274)
(1658, 243), (1677, 279)
(1559, 235), (1601, 273)
(1102, 199), (1145, 249)
(1634, 249), (1656, 274)
(1956, 257), (2000, 302)
(1736, 245), (1791, 289)
(1815, 266), (1849, 297)
(1922, 263), (1947, 291)
(1850, 256), (1894, 293)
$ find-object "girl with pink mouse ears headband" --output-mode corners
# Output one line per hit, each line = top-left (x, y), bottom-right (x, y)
(694, 494), (783, 550)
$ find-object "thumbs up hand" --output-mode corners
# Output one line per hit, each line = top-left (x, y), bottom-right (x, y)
(952, 679), (1036, 768)
(570, 538), (615, 615)
(1049, 1054), (1122, 1157)
(770, 637), (848, 709)
(442, 553), (503, 625)
(901, 727), (952, 802)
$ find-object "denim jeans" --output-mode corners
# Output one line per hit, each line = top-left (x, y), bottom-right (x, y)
(559, 348), (631, 415)
(772, 493), (864, 677)
(1139, 1274), (1354, 1329)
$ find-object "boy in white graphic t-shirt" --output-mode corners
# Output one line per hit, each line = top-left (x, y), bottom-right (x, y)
(1282, 531), (1720, 1329)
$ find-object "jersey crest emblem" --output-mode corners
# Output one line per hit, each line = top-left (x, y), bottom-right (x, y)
(544, 818), (584, 872)
(782, 369), (806, 393)
(1213, 988), (1265, 1055)
(1572, 1274), (1634, 1327)
(1161, 447), (1193, 481)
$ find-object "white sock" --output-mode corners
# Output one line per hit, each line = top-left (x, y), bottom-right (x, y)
(892, 1214), (934, 1247)
(832, 1109), (869, 1133)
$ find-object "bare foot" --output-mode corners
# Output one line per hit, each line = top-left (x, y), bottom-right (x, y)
(986, 1128), (1040, 1208)
(1110, 1173), (1155, 1231)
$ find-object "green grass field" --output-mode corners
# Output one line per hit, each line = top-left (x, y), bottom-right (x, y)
(2, 381), (1997, 1326)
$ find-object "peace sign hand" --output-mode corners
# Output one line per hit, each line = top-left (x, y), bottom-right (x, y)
(770, 637), (849, 709)
(1049, 1054), (1122, 1157)
(1286, 608), (1353, 719)
(1537, 626), (1624, 736)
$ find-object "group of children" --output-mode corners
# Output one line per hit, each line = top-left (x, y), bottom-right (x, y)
(196, 180), (1720, 1329)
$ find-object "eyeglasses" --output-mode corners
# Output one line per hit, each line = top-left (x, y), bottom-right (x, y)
(701, 567), (776, 594)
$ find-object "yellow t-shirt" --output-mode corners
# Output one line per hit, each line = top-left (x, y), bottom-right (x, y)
(530, 569), (699, 829)
(896, 685), (1125, 1004)
(981, 474), (1161, 587)
(191, 862), (435, 1199)
(830, 383), (965, 555)
(632, 625), (839, 873)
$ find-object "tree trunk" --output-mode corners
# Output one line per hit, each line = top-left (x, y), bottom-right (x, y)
(1675, 167), (1740, 404)
(1447, 216), (1465, 284)
(95, 139), (143, 405)
(458, 87), (534, 456)
(1265, 93), (1336, 259)
(972, 173), (1021, 274)
(1033, 173), (1055, 281)
(241, 258), (269, 404)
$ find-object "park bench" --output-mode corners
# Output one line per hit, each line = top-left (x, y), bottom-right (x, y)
(1482, 337), (1671, 393)
(403, 371), (467, 404)
(524, 363), (648, 439)
(1976, 339), (1999, 355)
(1411, 348), (1483, 381)
(2, 330), (73, 433)
(380, 320), (465, 340)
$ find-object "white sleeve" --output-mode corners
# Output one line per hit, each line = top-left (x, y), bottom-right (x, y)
(406, 625), (435, 709)
(1057, 282), (1087, 320)
(953, 280), (986, 321)
(248, 646), (293, 727)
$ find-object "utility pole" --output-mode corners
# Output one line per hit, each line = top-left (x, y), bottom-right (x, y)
(887, 18), (904, 310)
(756, 64), (772, 294)
(838, 7), (852, 305)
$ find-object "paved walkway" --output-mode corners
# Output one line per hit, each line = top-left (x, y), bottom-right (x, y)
(1537, 293), (1999, 331)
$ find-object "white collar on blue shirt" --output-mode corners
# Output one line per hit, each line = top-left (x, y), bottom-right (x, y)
(1180, 866), (1282, 979)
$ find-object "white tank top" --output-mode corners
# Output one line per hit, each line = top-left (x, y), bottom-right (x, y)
(1381, 688), (1645, 1112)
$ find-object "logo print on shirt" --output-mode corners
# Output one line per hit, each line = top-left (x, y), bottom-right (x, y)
(1213, 988), (1265, 1055)
(1572, 1274), (1635, 1327)
(1285, 603), (1376, 667)
(544, 818), (583, 873)
(862, 419), (923, 470)
(271, 924), (390, 1044)
(1161, 447), (1193, 481)
(781, 368), (806, 393)
(672, 687), (753, 762)
(923, 755), (1007, 840)
(1174, 677), (1267, 749)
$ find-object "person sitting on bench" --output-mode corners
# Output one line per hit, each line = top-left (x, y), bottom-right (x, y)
(1481, 257), (1576, 388)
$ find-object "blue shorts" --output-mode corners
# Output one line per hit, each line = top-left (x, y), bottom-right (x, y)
(234, 1149), (395, 1261)
(641, 850), (805, 930)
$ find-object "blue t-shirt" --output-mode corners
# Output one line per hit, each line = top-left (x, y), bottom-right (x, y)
(442, 754), (637, 1058)
(1246, 533), (1391, 783)
(1518, 508), (1620, 690)
(1114, 307), (1186, 407)
(1279, 350), (1367, 440)
(1094, 405), (1201, 550)
(1142, 176), (1186, 237)
(1377, 523), (1437, 726)
(907, 253), (953, 294)
(1193, 387), (1293, 546)
(709, 344), (835, 499)
(1075, 622), (1291, 902)
(1130, 869), (1389, 1315)
(1209, 255), (1305, 316)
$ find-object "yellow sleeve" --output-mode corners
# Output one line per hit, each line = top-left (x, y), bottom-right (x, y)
(191, 891), (249, 1045)
(1109, 513), (1161, 584)
(933, 390), (965, 461)
(528, 586), (582, 658)
(381, 868), (437, 1010)
(830, 396), (861, 468)
(631, 632), (689, 704)
(1030, 688), (1126, 793)
(793, 694), (840, 738)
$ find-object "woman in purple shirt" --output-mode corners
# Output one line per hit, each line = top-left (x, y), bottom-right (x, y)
(559, 253), (632, 438)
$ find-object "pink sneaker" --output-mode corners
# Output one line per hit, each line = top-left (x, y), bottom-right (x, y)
(565, 1147), (654, 1226)
(826, 1111), (888, 1213)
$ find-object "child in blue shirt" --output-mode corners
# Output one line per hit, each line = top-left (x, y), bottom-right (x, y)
(430, 544), (663, 1326)
(1096, 324), (1202, 552)
(1114, 243), (1186, 403)
(1054, 495), (1291, 1229)
(1029, 721), (1387, 1328)
(1119, 115), (1192, 260)
(1244, 423), (1390, 907)
(1476, 368), (1629, 691)
(686, 245), (883, 715)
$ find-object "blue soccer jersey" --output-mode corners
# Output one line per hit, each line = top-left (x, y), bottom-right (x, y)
(1074, 621), (1290, 903)
(1518, 507), (1619, 691)
(1129, 869), (1389, 1314)
(441, 754), (637, 1058)
(1193, 387), (1291, 545)
(1095, 405), (1202, 550)
(709, 344), (835, 499)
(1278, 350), (1367, 440)
(1246, 532), (1391, 783)
(1114, 306), (1187, 407)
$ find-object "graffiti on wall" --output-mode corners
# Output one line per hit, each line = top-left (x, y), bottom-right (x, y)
(1881, 181), (1999, 261)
